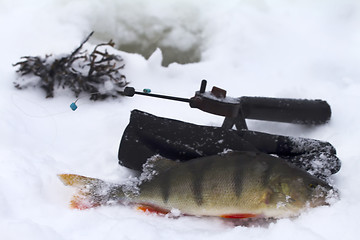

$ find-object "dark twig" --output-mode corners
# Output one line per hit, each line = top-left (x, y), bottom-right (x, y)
(13, 32), (128, 100)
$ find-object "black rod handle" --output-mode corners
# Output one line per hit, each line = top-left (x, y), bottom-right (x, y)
(240, 97), (331, 124)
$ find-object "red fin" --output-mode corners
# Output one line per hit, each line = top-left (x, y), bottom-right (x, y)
(70, 195), (100, 210)
(137, 205), (169, 215)
(221, 213), (258, 219)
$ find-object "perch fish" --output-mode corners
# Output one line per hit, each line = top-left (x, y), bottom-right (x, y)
(58, 151), (336, 219)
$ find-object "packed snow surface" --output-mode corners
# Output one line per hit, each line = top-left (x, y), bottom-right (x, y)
(1, 0), (360, 239)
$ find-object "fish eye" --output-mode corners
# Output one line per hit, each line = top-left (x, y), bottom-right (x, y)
(308, 183), (318, 189)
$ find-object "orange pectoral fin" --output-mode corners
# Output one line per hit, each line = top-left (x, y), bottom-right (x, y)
(137, 205), (169, 215)
(221, 213), (258, 219)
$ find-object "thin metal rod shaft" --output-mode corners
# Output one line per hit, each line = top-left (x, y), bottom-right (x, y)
(134, 91), (191, 103)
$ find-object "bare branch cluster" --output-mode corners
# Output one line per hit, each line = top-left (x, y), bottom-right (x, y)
(13, 32), (128, 100)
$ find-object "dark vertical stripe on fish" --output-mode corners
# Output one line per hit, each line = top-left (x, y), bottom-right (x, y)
(233, 163), (244, 198)
(160, 171), (171, 204)
(260, 161), (272, 187)
(189, 157), (214, 206)
(191, 173), (203, 206)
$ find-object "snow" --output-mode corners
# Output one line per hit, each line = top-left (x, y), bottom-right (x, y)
(1, 0), (360, 239)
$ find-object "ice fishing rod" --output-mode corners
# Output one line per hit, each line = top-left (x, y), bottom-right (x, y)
(116, 80), (332, 130)
(70, 80), (331, 130)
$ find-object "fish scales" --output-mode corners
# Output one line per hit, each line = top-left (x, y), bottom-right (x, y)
(59, 151), (337, 218)
(135, 153), (274, 216)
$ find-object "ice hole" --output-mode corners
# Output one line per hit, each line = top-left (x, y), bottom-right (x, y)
(112, 39), (202, 67)
(91, 2), (204, 67)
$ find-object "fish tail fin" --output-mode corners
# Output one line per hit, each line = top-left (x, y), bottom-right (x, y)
(58, 174), (123, 210)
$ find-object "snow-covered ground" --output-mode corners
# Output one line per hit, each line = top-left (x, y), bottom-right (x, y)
(1, 0), (360, 239)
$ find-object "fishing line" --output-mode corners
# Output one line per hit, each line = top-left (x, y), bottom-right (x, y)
(10, 93), (62, 151)
(69, 89), (153, 111)
(69, 92), (103, 111)
(11, 93), (70, 118)
(12, 91), (102, 116)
